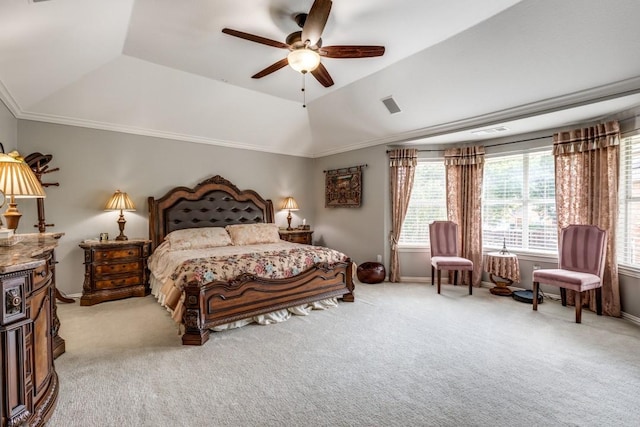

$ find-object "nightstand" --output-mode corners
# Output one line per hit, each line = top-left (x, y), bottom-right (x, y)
(279, 229), (314, 245)
(79, 238), (151, 306)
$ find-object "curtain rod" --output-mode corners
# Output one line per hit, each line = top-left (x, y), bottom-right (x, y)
(323, 164), (368, 173)
(386, 135), (553, 153)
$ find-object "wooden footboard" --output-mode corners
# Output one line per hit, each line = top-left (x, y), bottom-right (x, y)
(181, 260), (354, 345)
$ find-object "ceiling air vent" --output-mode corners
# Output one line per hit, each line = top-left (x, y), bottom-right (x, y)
(381, 96), (401, 115)
(471, 126), (509, 136)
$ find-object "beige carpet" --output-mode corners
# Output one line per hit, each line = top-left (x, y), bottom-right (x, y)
(48, 282), (640, 426)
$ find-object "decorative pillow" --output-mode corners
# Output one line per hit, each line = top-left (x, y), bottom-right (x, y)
(165, 227), (232, 250)
(226, 223), (281, 246)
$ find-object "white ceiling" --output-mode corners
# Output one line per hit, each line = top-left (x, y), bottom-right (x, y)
(1, 0), (640, 157)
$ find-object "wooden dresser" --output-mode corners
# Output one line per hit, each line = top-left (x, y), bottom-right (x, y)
(79, 238), (151, 306)
(279, 229), (314, 245)
(1, 233), (62, 427)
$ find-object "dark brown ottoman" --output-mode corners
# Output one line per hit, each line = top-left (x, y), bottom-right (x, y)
(356, 262), (386, 284)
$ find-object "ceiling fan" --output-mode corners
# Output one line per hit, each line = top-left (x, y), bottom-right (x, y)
(222, 0), (385, 88)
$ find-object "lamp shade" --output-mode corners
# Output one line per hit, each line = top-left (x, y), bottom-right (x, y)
(104, 190), (135, 211)
(281, 197), (299, 211)
(0, 152), (46, 198)
(287, 49), (321, 73)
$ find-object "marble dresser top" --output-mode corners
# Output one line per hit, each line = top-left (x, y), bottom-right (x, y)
(0, 232), (63, 274)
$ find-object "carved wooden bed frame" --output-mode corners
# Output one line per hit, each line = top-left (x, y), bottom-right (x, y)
(148, 175), (354, 345)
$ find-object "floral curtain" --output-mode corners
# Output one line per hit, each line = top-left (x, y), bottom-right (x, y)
(553, 120), (621, 317)
(444, 146), (485, 287)
(389, 148), (418, 282)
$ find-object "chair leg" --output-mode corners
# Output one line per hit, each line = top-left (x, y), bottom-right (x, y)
(437, 269), (442, 294)
(595, 287), (603, 315)
(575, 291), (582, 323)
(468, 271), (472, 295)
(431, 266), (434, 286)
(532, 282), (539, 311)
(560, 288), (567, 306)
(453, 270), (458, 286)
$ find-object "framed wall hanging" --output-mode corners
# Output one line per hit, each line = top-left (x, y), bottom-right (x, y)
(324, 165), (366, 208)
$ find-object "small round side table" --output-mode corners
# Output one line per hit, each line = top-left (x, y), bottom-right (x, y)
(484, 252), (520, 296)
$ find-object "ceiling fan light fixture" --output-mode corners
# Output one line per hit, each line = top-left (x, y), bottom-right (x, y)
(287, 49), (321, 73)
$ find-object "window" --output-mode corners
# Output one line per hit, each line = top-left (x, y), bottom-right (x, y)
(618, 134), (640, 267)
(399, 160), (446, 245)
(482, 150), (557, 252)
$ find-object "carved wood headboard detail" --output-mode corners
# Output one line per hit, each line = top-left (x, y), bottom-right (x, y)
(148, 175), (274, 250)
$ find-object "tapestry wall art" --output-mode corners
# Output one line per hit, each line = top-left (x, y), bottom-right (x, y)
(324, 165), (365, 208)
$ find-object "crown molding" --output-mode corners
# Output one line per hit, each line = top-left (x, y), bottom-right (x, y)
(311, 76), (640, 158)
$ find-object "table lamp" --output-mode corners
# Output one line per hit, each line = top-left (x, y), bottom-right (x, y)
(281, 197), (299, 230)
(0, 151), (46, 230)
(105, 190), (135, 240)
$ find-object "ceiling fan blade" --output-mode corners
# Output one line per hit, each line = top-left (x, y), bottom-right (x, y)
(301, 0), (332, 47)
(310, 63), (334, 87)
(222, 28), (289, 49)
(252, 58), (289, 79)
(320, 45), (385, 59)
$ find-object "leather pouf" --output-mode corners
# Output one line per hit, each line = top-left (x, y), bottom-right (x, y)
(356, 262), (386, 284)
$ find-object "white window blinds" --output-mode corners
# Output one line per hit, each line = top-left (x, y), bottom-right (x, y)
(399, 160), (446, 245)
(618, 134), (640, 267)
(482, 150), (556, 252)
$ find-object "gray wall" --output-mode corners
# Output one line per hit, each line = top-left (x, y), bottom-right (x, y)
(0, 100), (17, 151)
(312, 145), (390, 266)
(17, 120), (314, 296)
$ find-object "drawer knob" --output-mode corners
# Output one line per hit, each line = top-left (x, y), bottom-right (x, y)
(6, 289), (22, 310)
(38, 270), (47, 277)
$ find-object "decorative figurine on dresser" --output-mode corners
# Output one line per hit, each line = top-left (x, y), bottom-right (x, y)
(79, 238), (151, 306)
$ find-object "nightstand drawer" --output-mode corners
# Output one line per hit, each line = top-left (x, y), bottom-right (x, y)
(95, 247), (141, 260)
(288, 234), (309, 244)
(95, 275), (141, 290)
(94, 261), (141, 276)
(279, 230), (313, 245)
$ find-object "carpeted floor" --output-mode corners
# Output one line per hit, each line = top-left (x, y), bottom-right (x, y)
(48, 282), (640, 426)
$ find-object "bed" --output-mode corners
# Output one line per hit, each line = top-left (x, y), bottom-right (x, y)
(147, 175), (355, 345)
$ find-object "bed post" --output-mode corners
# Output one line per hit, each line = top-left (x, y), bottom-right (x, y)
(342, 260), (355, 302)
(182, 283), (210, 345)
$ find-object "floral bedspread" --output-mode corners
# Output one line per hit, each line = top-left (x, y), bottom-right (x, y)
(173, 245), (348, 286)
(148, 241), (349, 325)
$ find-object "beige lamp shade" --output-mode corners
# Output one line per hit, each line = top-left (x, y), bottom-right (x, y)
(0, 151), (46, 230)
(282, 197), (299, 230)
(104, 190), (135, 212)
(105, 190), (135, 240)
(281, 197), (299, 211)
(0, 152), (46, 199)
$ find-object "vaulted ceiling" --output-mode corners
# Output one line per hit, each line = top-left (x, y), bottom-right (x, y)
(1, 0), (640, 157)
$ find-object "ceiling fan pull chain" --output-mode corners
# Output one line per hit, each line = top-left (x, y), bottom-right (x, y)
(302, 72), (307, 108)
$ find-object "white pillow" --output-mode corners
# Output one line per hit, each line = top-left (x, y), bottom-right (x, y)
(165, 227), (232, 250)
(226, 223), (281, 246)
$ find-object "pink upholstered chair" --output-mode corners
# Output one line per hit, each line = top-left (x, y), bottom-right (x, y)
(532, 224), (607, 323)
(429, 221), (473, 295)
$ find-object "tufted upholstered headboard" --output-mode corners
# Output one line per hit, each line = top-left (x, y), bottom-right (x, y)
(148, 175), (274, 250)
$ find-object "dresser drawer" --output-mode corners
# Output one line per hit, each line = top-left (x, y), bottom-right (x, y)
(95, 275), (141, 290)
(94, 261), (141, 277)
(95, 247), (141, 261)
(32, 261), (51, 289)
